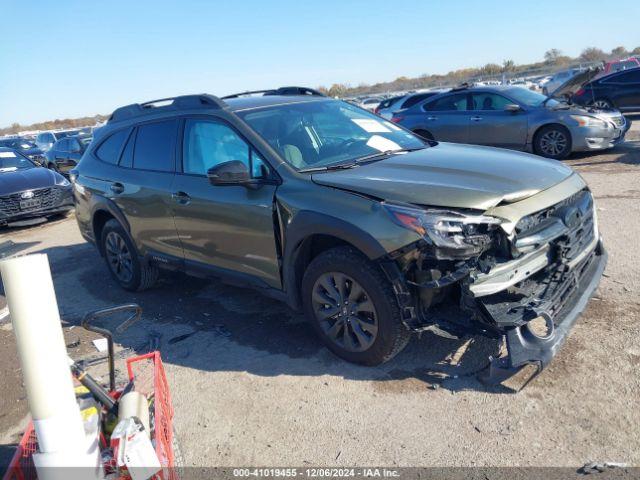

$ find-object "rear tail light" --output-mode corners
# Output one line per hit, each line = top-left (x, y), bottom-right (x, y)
(575, 88), (585, 97)
(374, 107), (380, 114)
(390, 115), (404, 123)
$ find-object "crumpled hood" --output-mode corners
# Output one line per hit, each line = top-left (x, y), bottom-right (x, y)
(0, 167), (58, 195)
(311, 143), (574, 210)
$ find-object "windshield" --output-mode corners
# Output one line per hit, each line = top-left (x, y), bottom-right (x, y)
(507, 87), (560, 107)
(0, 150), (35, 172)
(239, 100), (425, 170)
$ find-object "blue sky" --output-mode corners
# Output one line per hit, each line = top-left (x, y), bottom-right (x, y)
(1, 0), (639, 126)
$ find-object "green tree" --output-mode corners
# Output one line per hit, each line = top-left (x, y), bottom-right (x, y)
(632, 46), (640, 55)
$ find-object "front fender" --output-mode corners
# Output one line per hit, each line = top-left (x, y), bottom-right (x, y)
(281, 210), (389, 310)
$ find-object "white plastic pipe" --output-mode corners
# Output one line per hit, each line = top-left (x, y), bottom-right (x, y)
(0, 254), (101, 478)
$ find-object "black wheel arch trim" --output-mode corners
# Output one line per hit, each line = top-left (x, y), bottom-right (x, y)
(281, 210), (388, 310)
(89, 196), (132, 250)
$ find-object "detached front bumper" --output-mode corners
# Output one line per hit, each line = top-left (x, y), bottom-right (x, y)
(479, 238), (607, 384)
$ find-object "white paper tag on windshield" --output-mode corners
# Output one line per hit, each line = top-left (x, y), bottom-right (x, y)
(366, 135), (401, 152)
(352, 118), (391, 133)
(0, 152), (17, 158)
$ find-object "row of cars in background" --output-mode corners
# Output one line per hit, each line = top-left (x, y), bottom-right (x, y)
(0, 128), (95, 226)
(353, 64), (638, 159)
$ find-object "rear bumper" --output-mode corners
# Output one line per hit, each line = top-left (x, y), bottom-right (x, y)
(479, 238), (607, 384)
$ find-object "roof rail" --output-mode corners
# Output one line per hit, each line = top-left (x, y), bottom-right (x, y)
(221, 86), (325, 99)
(108, 94), (226, 123)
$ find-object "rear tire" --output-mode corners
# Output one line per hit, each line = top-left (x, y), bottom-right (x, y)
(533, 125), (572, 160)
(100, 219), (158, 291)
(301, 246), (411, 366)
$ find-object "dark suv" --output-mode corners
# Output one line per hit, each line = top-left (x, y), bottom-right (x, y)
(73, 88), (606, 384)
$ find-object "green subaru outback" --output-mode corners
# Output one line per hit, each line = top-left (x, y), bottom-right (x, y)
(72, 87), (606, 384)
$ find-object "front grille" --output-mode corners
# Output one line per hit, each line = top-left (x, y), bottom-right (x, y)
(0, 187), (65, 217)
(515, 189), (595, 262)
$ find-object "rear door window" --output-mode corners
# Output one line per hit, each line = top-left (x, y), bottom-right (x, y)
(608, 69), (640, 84)
(95, 129), (129, 164)
(400, 93), (433, 109)
(424, 93), (469, 111)
(471, 93), (513, 111)
(132, 120), (178, 172)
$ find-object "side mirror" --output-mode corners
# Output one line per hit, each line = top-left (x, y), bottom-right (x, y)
(207, 160), (253, 187)
(504, 104), (522, 113)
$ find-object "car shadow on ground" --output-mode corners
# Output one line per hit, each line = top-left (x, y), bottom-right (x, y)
(1, 240), (519, 395)
(566, 140), (640, 169)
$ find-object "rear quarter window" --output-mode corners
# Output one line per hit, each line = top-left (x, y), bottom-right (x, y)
(95, 129), (129, 164)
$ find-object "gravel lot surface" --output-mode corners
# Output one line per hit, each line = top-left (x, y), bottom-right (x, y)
(1, 117), (639, 469)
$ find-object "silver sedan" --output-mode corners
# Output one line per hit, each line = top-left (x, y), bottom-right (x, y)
(394, 86), (630, 159)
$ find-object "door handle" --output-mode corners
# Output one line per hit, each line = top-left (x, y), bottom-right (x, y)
(426, 116), (438, 121)
(172, 191), (191, 205)
(471, 116), (483, 122)
(110, 182), (124, 194)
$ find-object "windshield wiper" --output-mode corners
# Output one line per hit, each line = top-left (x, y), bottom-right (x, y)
(299, 146), (428, 173)
(353, 146), (427, 165)
(299, 162), (359, 173)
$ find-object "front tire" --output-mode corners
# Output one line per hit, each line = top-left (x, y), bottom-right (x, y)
(533, 125), (572, 159)
(100, 219), (158, 291)
(301, 246), (411, 365)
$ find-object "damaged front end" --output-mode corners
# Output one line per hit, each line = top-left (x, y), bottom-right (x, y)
(381, 187), (607, 385)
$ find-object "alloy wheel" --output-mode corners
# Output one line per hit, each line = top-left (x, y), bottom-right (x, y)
(539, 130), (568, 157)
(592, 100), (611, 110)
(311, 272), (378, 352)
(105, 231), (134, 283)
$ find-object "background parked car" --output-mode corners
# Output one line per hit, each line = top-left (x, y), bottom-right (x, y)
(0, 147), (73, 227)
(35, 129), (81, 152)
(571, 67), (640, 112)
(375, 91), (442, 119)
(358, 97), (382, 111)
(601, 57), (640, 76)
(44, 135), (92, 173)
(542, 69), (582, 96)
(0, 137), (45, 165)
(393, 85), (629, 159)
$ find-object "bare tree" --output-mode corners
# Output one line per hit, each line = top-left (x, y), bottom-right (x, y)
(502, 59), (516, 73)
(580, 47), (605, 62)
(610, 46), (628, 58)
(544, 48), (563, 64)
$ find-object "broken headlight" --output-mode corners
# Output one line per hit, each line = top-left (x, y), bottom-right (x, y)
(383, 202), (503, 258)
